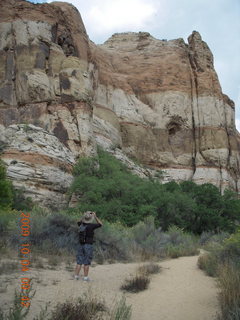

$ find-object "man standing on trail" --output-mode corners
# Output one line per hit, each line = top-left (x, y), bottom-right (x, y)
(74, 211), (103, 281)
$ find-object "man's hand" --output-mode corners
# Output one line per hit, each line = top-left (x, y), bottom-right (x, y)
(92, 212), (103, 226)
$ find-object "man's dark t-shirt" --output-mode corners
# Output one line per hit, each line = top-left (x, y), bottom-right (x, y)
(77, 222), (101, 244)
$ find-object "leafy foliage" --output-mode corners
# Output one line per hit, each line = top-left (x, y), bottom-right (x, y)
(70, 149), (240, 233)
(198, 230), (240, 320)
(0, 160), (13, 209)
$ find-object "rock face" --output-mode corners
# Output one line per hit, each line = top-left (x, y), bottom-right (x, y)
(0, 0), (239, 208)
(0, 124), (74, 208)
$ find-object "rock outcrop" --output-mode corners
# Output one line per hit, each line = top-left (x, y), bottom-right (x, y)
(0, 0), (239, 208)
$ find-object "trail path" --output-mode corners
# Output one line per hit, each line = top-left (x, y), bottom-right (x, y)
(1, 255), (219, 319)
(127, 255), (219, 320)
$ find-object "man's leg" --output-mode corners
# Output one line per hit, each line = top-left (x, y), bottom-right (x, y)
(75, 264), (81, 276)
(75, 244), (84, 279)
(83, 244), (93, 280)
(83, 265), (89, 277)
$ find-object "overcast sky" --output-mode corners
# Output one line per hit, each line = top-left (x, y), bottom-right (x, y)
(31, 0), (240, 130)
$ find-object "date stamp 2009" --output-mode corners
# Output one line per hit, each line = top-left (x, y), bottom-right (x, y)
(19, 212), (31, 308)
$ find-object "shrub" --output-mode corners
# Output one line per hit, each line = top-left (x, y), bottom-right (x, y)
(0, 291), (132, 320)
(200, 231), (230, 246)
(130, 217), (170, 259)
(197, 253), (219, 277)
(0, 210), (18, 234)
(70, 149), (240, 233)
(12, 188), (34, 211)
(0, 285), (35, 320)
(28, 212), (78, 254)
(0, 209), (18, 253)
(223, 228), (240, 259)
(50, 293), (106, 320)
(94, 221), (130, 263)
(198, 230), (240, 320)
(137, 263), (161, 275)
(218, 263), (240, 320)
(0, 160), (13, 209)
(121, 273), (150, 293)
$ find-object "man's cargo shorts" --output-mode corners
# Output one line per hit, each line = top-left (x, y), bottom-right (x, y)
(76, 243), (93, 265)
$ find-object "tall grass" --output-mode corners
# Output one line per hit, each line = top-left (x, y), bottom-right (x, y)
(218, 263), (240, 320)
(197, 253), (219, 277)
(0, 290), (131, 320)
(110, 296), (132, 320)
(0, 285), (35, 320)
(198, 229), (240, 320)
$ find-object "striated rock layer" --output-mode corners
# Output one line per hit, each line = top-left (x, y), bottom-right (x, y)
(0, 0), (239, 208)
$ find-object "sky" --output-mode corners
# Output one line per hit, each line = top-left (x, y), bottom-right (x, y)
(30, 0), (240, 130)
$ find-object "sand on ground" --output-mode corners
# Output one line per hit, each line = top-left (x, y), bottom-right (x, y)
(0, 254), (219, 319)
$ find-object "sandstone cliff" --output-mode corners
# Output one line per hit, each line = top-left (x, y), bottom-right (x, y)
(0, 0), (239, 208)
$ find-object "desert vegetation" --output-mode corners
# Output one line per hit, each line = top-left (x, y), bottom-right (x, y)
(121, 263), (161, 293)
(0, 289), (131, 320)
(70, 148), (240, 233)
(1, 150), (240, 319)
(198, 229), (240, 319)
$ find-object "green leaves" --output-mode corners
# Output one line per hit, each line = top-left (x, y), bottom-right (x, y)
(0, 160), (13, 209)
(70, 149), (240, 233)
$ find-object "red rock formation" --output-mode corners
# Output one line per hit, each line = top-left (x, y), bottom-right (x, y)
(0, 0), (239, 208)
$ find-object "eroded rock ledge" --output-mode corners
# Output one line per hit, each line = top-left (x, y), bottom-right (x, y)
(0, 0), (239, 208)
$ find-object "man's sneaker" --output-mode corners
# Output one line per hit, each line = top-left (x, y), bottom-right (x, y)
(83, 276), (90, 282)
(74, 275), (79, 280)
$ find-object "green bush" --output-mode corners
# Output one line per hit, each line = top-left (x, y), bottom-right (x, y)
(223, 228), (240, 259)
(0, 160), (13, 209)
(70, 149), (240, 234)
(12, 188), (34, 211)
(94, 221), (130, 263)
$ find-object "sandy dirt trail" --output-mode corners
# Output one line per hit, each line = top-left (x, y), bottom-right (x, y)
(1, 255), (219, 319)
(127, 255), (219, 320)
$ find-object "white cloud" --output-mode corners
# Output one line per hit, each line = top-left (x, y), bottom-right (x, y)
(236, 119), (240, 132)
(47, 0), (161, 40)
(87, 0), (157, 33)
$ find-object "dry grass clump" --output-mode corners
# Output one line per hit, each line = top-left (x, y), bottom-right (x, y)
(50, 293), (106, 320)
(46, 295), (132, 320)
(217, 263), (240, 320)
(109, 296), (132, 320)
(121, 259), (164, 294)
(121, 262), (162, 293)
(121, 272), (150, 293)
(0, 289), (132, 320)
(137, 263), (161, 276)
(197, 253), (219, 277)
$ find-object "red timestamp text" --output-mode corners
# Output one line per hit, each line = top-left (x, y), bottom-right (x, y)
(19, 212), (32, 308)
